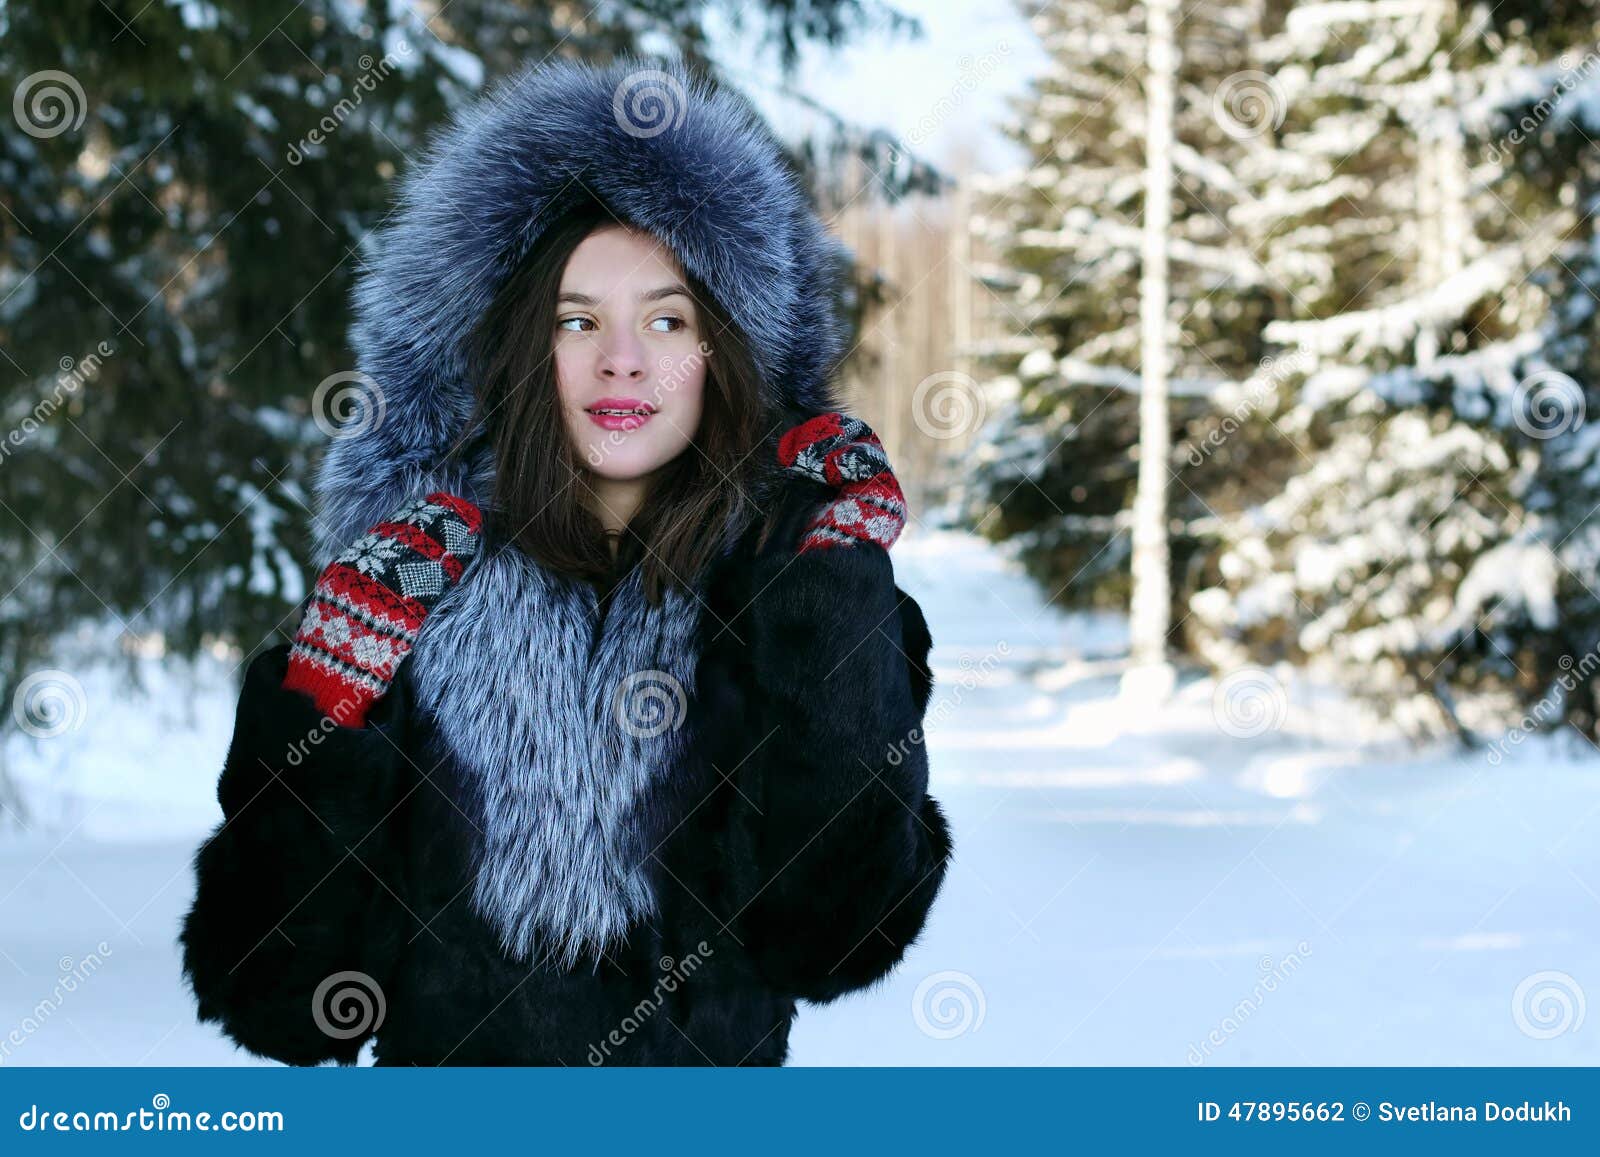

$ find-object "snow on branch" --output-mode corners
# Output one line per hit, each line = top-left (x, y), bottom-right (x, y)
(1262, 246), (1521, 360)
(1013, 222), (1268, 286)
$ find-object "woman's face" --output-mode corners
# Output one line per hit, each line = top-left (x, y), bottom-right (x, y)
(554, 224), (710, 483)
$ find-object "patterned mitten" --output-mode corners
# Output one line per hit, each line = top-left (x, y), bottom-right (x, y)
(282, 491), (483, 727)
(776, 412), (907, 553)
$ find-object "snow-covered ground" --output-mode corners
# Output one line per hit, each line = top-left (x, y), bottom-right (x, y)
(2, 529), (1597, 1065)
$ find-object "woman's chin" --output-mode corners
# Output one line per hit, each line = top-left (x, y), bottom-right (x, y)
(582, 448), (682, 483)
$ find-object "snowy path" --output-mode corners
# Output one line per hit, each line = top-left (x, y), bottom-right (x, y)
(2, 529), (1598, 1065)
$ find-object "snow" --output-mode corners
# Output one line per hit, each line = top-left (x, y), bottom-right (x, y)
(429, 44), (485, 93)
(231, 93), (278, 133)
(2, 531), (1598, 1065)
(380, 26), (419, 75)
(1445, 535), (1561, 635)
(165, 0), (220, 32)
(1263, 248), (1521, 363)
(798, 532), (1600, 1065)
(2, 629), (243, 844)
(1465, 53), (1600, 137)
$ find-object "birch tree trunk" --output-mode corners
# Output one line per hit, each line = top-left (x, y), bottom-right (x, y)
(1123, 0), (1178, 704)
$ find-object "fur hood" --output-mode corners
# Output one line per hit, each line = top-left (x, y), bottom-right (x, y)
(309, 54), (852, 572)
(298, 55), (860, 971)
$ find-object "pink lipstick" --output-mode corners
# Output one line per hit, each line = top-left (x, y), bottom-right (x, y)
(584, 396), (657, 432)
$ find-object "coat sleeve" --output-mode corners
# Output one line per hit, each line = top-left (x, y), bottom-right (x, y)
(726, 519), (954, 1005)
(178, 641), (414, 1065)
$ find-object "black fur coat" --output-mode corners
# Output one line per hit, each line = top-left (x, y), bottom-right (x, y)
(179, 471), (953, 1065)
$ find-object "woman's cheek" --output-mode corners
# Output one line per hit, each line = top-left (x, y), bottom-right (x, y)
(552, 350), (579, 419)
(659, 343), (706, 390)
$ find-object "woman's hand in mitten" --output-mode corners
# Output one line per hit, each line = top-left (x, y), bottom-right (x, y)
(776, 412), (907, 553)
(282, 491), (483, 727)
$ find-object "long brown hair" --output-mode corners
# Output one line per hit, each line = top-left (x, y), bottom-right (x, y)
(459, 197), (770, 604)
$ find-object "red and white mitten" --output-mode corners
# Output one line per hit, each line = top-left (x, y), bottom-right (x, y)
(282, 491), (483, 727)
(776, 413), (907, 553)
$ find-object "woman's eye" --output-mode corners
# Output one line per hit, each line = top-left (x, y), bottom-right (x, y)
(559, 316), (683, 333)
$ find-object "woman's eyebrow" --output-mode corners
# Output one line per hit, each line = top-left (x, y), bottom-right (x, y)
(558, 285), (692, 305)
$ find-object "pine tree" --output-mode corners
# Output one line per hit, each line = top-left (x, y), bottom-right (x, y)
(1188, 0), (1600, 741)
(958, 0), (1276, 632)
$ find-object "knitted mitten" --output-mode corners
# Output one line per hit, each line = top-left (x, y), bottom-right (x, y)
(282, 491), (483, 727)
(776, 412), (907, 553)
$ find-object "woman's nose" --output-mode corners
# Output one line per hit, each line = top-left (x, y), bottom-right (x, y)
(596, 333), (648, 380)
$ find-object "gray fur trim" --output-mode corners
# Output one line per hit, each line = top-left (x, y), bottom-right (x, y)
(407, 546), (705, 970)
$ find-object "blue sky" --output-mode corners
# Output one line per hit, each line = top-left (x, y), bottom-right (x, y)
(702, 0), (1047, 176)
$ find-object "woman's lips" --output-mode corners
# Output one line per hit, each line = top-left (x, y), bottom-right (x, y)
(585, 397), (656, 432)
(587, 410), (654, 431)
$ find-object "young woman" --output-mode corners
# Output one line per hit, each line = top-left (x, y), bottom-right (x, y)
(179, 55), (952, 1066)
